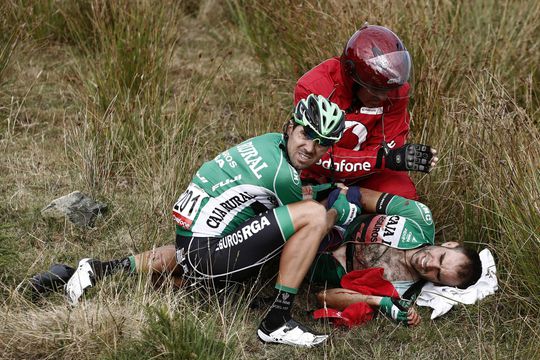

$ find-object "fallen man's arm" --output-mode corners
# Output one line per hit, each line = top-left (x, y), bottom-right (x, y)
(317, 288), (421, 326)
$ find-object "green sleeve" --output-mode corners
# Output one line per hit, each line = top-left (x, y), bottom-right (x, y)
(384, 195), (435, 246)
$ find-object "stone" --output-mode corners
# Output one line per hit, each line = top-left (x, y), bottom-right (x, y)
(41, 191), (107, 228)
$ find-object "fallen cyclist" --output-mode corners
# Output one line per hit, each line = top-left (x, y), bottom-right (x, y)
(310, 187), (482, 327)
(30, 94), (361, 347)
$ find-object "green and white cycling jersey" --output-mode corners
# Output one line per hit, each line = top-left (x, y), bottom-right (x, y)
(173, 133), (302, 237)
(345, 193), (435, 250)
(310, 194), (435, 288)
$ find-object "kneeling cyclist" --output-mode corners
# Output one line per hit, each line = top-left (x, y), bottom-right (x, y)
(31, 94), (360, 347)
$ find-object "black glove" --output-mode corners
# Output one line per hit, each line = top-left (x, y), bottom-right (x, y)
(376, 144), (434, 173)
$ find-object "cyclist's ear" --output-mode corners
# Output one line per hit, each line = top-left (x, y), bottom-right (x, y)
(286, 122), (295, 136)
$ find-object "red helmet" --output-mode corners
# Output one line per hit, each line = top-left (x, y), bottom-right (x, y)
(341, 25), (411, 91)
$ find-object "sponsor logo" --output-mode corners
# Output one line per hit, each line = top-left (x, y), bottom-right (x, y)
(417, 202), (433, 225)
(172, 211), (192, 228)
(383, 215), (400, 237)
(369, 216), (386, 243)
(216, 216), (271, 251)
(237, 141), (268, 179)
(360, 107), (383, 115)
(344, 122), (368, 150)
(377, 193), (390, 212)
(211, 174), (242, 192)
(344, 204), (358, 226)
(316, 158), (371, 172)
(215, 150), (238, 168)
(206, 192), (256, 228)
(291, 167), (300, 185)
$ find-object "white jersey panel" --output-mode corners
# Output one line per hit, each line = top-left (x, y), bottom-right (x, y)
(190, 183), (277, 237)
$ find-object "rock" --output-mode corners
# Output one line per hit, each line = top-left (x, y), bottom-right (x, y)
(41, 191), (107, 228)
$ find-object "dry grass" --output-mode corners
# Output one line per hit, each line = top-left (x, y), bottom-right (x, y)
(0, 0), (538, 359)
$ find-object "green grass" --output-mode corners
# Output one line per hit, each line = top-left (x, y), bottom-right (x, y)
(0, 0), (539, 358)
(109, 305), (239, 360)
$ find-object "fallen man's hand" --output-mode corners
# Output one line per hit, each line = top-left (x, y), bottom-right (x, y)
(379, 297), (411, 326)
(407, 307), (422, 327)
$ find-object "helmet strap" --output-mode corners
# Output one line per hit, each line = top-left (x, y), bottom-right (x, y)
(329, 146), (336, 185)
(280, 119), (294, 167)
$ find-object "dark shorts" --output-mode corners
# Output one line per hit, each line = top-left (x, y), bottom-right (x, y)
(175, 208), (294, 284)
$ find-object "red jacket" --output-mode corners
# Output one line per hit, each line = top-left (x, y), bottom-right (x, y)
(295, 57), (411, 184)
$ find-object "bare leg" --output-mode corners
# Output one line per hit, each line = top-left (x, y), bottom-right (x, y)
(134, 245), (177, 273)
(133, 245), (184, 287)
(276, 201), (335, 288)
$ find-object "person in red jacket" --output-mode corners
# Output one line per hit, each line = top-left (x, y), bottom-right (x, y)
(295, 24), (438, 199)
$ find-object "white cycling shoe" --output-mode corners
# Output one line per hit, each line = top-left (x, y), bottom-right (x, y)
(257, 318), (328, 347)
(65, 258), (95, 305)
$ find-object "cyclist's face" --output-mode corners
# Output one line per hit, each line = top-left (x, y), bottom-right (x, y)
(356, 86), (389, 108)
(286, 125), (329, 170)
(410, 243), (469, 287)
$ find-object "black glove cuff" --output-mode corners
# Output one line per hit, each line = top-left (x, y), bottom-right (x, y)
(375, 147), (385, 169)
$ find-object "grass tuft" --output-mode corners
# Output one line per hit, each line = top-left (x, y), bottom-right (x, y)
(109, 305), (238, 360)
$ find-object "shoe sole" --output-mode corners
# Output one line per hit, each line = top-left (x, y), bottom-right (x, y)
(65, 258), (95, 305)
(256, 329), (328, 347)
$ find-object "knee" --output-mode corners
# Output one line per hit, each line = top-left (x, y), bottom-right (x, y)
(302, 200), (328, 229)
(289, 200), (328, 231)
(302, 200), (327, 221)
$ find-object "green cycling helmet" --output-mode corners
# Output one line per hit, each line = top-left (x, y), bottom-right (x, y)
(294, 94), (345, 146)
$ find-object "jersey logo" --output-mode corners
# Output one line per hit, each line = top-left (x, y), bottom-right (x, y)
(237, 141), (268, 179)
(316, 158), (372, 172)
(416, 202), (433, 225)
(364, 214), (406, 247)
(360, 107), (383, 115)
(290, 166), (300, 185)
(383, 215), (400, 237)
(206, 192), (256, 228)
(211, 174), (242, 192)
(215, 216), (271, 251)
(344, 122), (368, 151)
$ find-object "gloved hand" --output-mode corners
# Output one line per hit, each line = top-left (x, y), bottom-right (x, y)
(379, 297), (411, 326)
(330, 192), (361, 226)
(326, 186), (362, 209)
(376, 144), (437, 173)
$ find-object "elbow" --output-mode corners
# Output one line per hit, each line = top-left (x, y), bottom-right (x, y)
(315, 290), (326, 306)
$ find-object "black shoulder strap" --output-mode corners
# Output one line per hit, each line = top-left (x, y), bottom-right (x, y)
(402, 279), (426, 301)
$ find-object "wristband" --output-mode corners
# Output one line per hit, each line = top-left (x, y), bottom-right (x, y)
(331, 193), (360, 226)
(379, 297), (410, 326)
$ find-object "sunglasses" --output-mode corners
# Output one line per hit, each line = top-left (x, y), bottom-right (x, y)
(302, 125), (338, 146)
